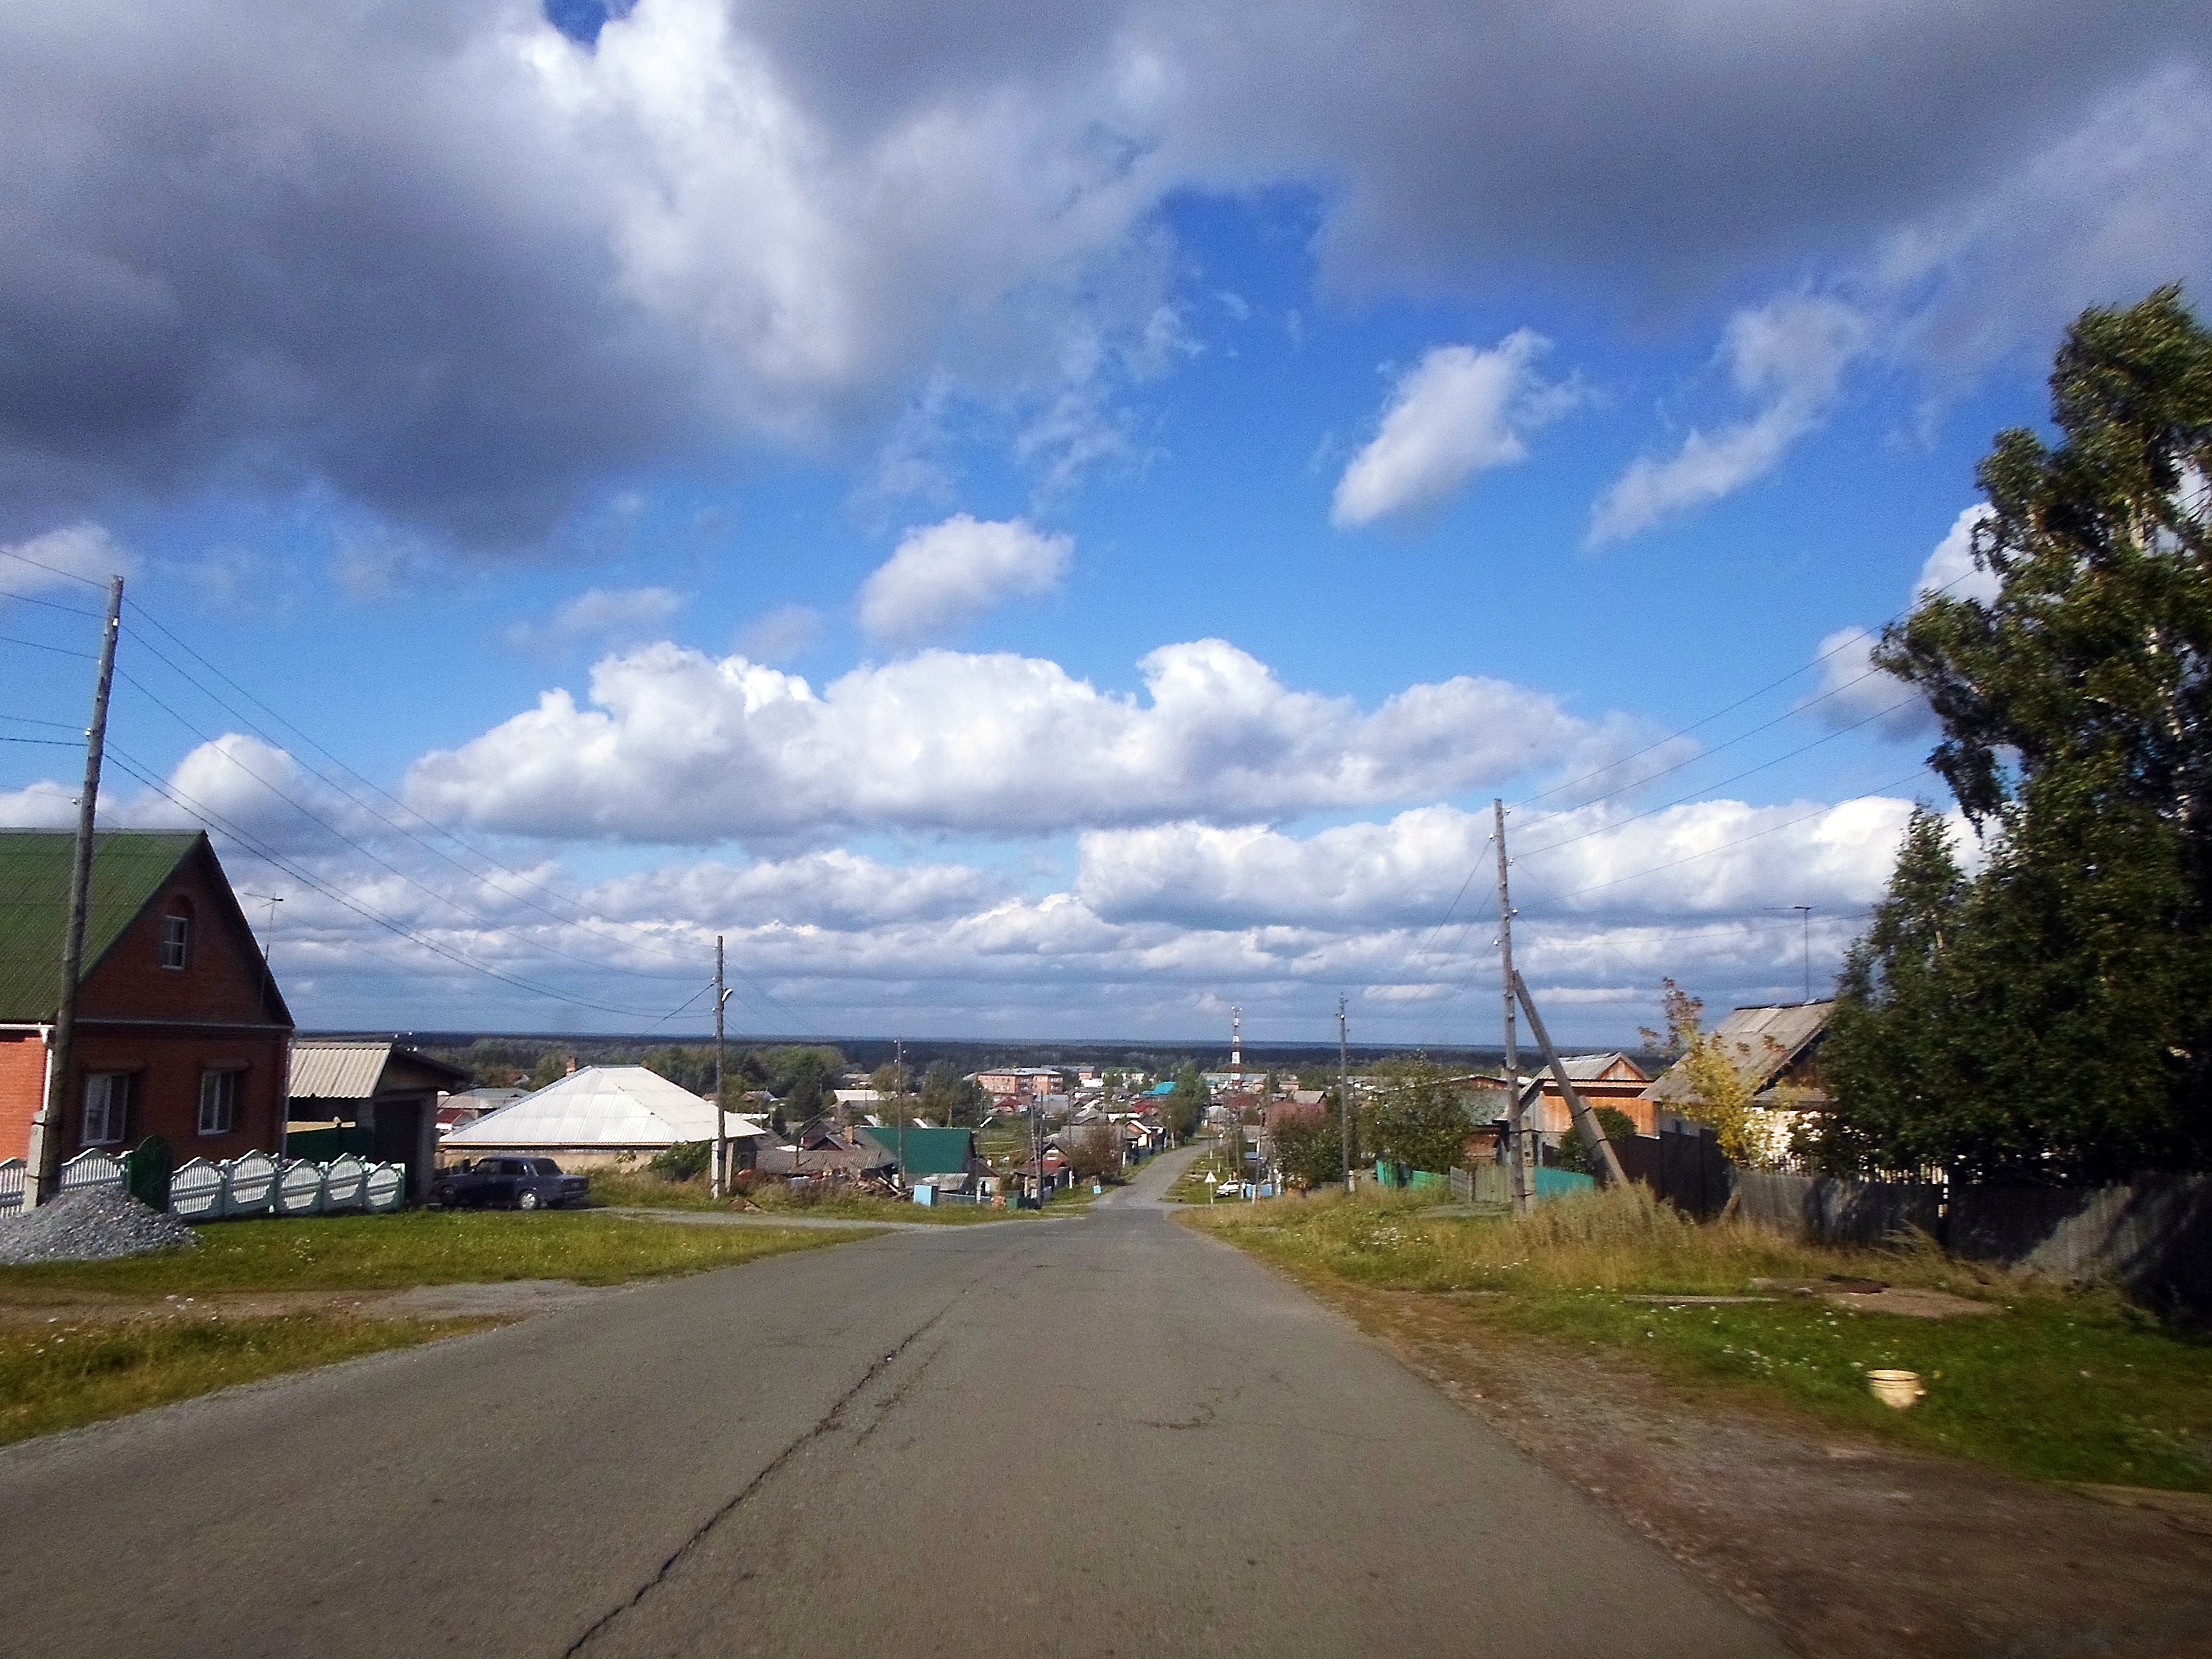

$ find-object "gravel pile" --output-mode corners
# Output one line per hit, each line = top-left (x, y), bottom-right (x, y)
(0, 1186), (200, 1265)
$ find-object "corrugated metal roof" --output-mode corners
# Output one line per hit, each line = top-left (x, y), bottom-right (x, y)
(288, 1041), (396, 1100)
(441, 1064), (766, 1149)
(1644, 1001), (1832, 1103)
(858, 1125), (977, 1176)
(0, 830), (202, 1020)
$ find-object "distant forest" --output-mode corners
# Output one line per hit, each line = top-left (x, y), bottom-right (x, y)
(305, 1030), (1649, 1091)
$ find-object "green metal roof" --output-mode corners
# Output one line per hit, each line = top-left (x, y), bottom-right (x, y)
(0, 830), (203, 1020)
(858, 1124), (977, 1177)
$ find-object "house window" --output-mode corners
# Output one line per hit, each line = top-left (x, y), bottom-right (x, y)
(159, 904), (192, 970)
(198, 1070), (243, 1137)
(82, 1072), (136, 1146)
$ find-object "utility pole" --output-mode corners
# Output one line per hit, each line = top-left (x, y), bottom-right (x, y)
(1793, 906), (1813, 1003)
(1511, 968), (1627, 1185)
(1337, 995), (1353, 1195)
(32, 574), (122, 1207)
(895, 1035), (906, 1191)
(712, 936), (727, 1200)
(1495, 799), (1531, 1213)
(244, 892), (285, 1158)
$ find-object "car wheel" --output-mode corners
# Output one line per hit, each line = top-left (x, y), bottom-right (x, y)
(516, 1188), (542, 1211)
(433, 1183), (457, 1209)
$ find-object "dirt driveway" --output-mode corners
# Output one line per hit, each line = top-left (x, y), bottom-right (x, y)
(1334, 1284), (2212, 1659)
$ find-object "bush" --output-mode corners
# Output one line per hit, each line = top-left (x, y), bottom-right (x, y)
(1548, 1106), (1638, 1174)
(648, 1141), (711, 1181)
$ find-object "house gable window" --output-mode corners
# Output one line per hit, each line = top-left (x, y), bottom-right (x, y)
(82, 1072), (136, 1146)
(159, 901), (192, 970)
(198, 1070), (243, 1137)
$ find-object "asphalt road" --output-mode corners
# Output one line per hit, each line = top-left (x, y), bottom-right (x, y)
(0, 1151), (1785, 1657)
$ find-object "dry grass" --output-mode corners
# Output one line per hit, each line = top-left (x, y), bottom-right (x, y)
(1196, 1179), (1987, 1298)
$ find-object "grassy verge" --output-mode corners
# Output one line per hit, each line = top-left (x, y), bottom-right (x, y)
(587, 1170), (1017, 1224)
(1191, 1184), (2212, 1493)
(0, 1313), (474, 1447)
(0, 1209), (870, 1297)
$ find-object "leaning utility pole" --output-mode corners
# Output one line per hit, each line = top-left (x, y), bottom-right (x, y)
(712, 935), (728, 1200)
(1511, 967), (1627, 1185)
(32, 575), (122, 1207)
(1495, 799), (1531, 1212)
(1337, 995), (1353, 1195)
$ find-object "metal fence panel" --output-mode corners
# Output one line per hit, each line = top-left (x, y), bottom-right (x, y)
(0, 1158), (23, 1214)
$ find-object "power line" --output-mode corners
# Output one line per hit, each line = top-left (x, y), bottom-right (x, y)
(117, 596), (800, 1020)
(0, 546), (108, 589)
(0, 587), (105, 618)
(104, 744), (703, 1021)
(0, 634), (94, 659)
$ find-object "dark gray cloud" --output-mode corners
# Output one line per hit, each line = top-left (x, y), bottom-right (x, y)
(0, 0), (2202, 550)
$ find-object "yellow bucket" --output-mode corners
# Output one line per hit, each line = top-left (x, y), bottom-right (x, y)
(1867, 1368), (1926, 1409)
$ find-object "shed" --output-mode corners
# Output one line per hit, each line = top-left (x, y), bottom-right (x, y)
(289, 1040), (475, 1200)
(858, 1124), (981, 1184)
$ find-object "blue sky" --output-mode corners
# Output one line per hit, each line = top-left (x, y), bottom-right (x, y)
(3, 0), (2207, 1046)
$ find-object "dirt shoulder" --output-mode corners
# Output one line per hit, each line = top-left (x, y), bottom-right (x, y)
(1304, 1275), (2212, 1659)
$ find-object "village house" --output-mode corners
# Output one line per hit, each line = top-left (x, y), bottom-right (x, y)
(289, 1039), (476, 1201)
(440, 1063), (768, 1178)
(0, 830), (293, 1201)
(1642, 1001), (1833, 1157)
(975, 1066), (1067, 1101)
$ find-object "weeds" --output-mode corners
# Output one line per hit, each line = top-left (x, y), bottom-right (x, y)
(1193, 1182), (2212, 1491)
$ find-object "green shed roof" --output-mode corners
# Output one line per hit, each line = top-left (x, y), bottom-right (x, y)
(0, 830), (203, 1020)
(858, 1124), (977, 1177)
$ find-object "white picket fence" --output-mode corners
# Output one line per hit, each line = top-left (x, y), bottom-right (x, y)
(0, 1149), (407, 1220)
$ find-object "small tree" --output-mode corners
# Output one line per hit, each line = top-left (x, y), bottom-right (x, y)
(1062, 1125), (1120, 1180)
(1162, 1063), (1209, 1142)
(1271, 1107), (1343, 1190)
(1549, 1106), (1637, 1175)
(1643, 979), (1773, 1166)
(1368, 1061), (1471, 1174)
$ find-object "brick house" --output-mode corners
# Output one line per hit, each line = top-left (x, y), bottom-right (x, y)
(0, 830), (293, 1182)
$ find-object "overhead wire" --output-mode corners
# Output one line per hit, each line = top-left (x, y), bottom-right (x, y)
(116, 596), (800, 1022)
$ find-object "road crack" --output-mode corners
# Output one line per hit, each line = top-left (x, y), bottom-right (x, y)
(561, 1306), (948, 1656)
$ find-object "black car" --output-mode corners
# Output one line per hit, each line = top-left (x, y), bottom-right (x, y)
(433, 1156), (590, 1211)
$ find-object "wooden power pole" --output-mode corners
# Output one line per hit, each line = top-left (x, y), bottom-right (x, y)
(1511, 968), (1627, 1186)
(1336, 994), (1352, 1195)
(32, 574), (122, 1206)
(1494, 799), (1531, 1213)
(712, 935), (727, 1200)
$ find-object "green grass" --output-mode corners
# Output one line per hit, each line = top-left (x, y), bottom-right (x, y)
(0, 1209), (870, 1296)
(588, 1169), (1018, 1224)
(1194, 1183), (2212, 1492)
(0, 1313), (471, 1446)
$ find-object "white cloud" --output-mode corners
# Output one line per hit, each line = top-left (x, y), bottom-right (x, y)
(1077, 795), (1921, 932)
(1588, 294), (1869, 544)
(1331, 332), (1570, 527)
(1807, 626), (1934, 740)
(585, 850), (1005, 931)
(1803, 504), (1999, 738)
(734, 603), (824, 664)
(1916, 504), (1999, 603)
(857, 514), (1072, 643)
(402, 637), (1631, 842)
(0, 523), (128, 598)
(506, 586), (685, 657)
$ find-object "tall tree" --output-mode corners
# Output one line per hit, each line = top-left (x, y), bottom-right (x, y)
(1839, 286), (2212, 1178)
(1367, 1060), (1470, 1175)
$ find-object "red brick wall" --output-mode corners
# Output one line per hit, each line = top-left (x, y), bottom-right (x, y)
(0, 1032), (47, 1164)
(63, 1026), (288, 1162)
(23, 843), (292, 1166)
(77, 847), (278, 1026)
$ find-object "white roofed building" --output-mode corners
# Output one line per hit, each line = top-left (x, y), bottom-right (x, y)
(439, 1065), (768, 1171)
